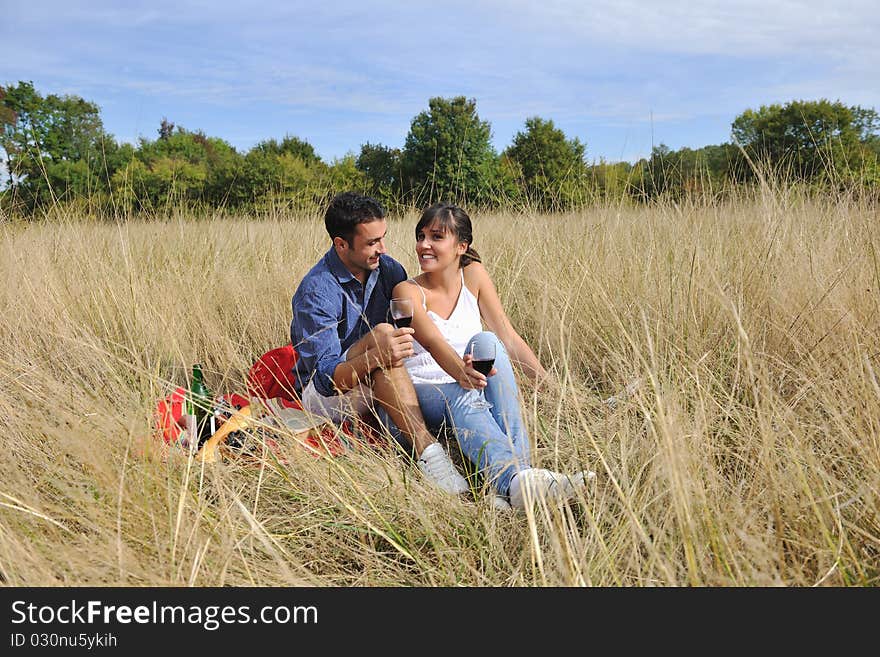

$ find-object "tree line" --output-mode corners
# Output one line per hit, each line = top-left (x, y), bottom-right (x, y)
(2, 80), (878, 217)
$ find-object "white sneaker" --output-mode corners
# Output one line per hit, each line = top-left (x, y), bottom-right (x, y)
(417, 443), (469, 494)
(492, 494), (512, 511)
(509, 468), (596, 510)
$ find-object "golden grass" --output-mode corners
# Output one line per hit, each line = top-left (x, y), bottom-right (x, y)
(1, 191), (878, 586)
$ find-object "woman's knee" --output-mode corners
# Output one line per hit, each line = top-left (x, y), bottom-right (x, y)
(467, 331), (503, 351)
(468, 332), (512, 367)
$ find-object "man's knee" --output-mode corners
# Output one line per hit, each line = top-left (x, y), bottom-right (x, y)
(362, 322), (394, 352)
(372, 323), (395, 338)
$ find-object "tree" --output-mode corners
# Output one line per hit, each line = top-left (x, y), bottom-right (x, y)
(632, 142), (739, 200)
(251, 135), (320, 165)
(201, 136), (243, 208)
(493, 153), (525, 207)
(325, 154), (368, 197)
(0, 87), (16, 139)
(113, 127), (244, 210)
(356, 142), (402, 205)
(731, 99), (879, 180)
(505, 117), (587, 209)
(587, 159), (637, 202)
(401, 96), (498, 206)
(158, 118), (175, 140)
(1, 81), (111, 209)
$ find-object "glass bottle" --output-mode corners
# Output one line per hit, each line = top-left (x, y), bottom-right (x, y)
(190, 363), (213, 446)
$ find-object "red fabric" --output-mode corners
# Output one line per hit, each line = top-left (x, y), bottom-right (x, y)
(155, 386), (187, 445)
(247, 344), (301, 407)
(340, 418), (387, 450)
(302, 425), (347, 457)
(223, 392), (251, 409)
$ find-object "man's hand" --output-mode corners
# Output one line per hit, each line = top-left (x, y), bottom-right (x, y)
(369, 323), (415, 368)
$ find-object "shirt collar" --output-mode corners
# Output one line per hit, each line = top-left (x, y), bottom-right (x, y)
(325, 246), (379, 290)
(325, 246), (356, 284)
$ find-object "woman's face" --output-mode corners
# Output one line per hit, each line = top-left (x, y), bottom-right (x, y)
(415, 220), (467, 272)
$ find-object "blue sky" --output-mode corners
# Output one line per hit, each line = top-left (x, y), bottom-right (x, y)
(3, 0), (878, 164)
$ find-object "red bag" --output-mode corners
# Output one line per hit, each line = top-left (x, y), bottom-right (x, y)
(247, 344), (301, 407)
(155, 386), (188, 445)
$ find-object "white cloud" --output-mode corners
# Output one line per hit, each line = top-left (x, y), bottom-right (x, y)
(489, 0), (879, 58)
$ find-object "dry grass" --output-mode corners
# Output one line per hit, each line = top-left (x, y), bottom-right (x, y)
(1, 190), (879, 586)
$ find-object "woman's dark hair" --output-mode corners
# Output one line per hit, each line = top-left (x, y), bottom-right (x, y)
(415, 203), (481, 268)
(325, 192), (386, 245)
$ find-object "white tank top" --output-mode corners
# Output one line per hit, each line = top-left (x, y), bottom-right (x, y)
(404, 270), (482, 385)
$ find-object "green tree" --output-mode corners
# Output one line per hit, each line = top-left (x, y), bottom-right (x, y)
(251, 135), (320, 165)
(197, 134), (243, 209)
(587, 159), (637, 202)
(113, 126), (244, 210)
(232, 140), (324, 211)
(493, 153), (525, 207)
(158, 117), (175, 140)
(505, 117), (587, 209)
(325, 154), (368, 197)
(401, 96), (498, 206)
(356, 142), (402, 206)
(0, 87), (14, 129)
(1, 81), (113, 209)
(731, 99), (879, 181)
(237, 148), (283, 202)
(636, 143), (739, 200)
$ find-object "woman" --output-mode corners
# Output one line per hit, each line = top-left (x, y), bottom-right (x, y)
(392, 203), (593, 510)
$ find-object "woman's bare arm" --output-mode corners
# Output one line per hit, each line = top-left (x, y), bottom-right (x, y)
(465, 263), (548, 382)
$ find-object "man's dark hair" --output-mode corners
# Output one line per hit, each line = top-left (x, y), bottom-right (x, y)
(324, 192), (386, 244)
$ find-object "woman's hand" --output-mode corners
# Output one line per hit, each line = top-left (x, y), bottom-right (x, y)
(458, 353), (497, 390)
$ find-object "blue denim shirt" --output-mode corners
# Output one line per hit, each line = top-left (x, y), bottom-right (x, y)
(290, 247), (407, 397)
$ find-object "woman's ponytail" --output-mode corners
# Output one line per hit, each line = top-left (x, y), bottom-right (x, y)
(461, 245), (481, 267)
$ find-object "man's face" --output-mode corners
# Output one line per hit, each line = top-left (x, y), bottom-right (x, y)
(335, 218), (387, 282)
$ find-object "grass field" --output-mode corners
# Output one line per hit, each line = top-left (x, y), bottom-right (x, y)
(1, 189), (878, 586)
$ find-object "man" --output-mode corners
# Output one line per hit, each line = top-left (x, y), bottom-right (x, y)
(290, 192), (468, 494)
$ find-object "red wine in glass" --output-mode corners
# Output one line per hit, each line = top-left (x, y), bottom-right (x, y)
(468, 339), (496, 409)
(471, 358), (494, 376)
(390, 297), (413, 330)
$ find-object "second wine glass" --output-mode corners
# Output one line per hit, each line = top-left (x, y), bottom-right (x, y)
(467, 339), (495, 410)
(390, 297), (413, 329)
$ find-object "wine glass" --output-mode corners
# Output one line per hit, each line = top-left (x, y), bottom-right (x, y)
(467, 338), (495, 410)
(390, 297), (413, 329)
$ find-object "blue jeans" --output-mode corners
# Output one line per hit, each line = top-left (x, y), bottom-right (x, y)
(410, 332), (532, 498)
